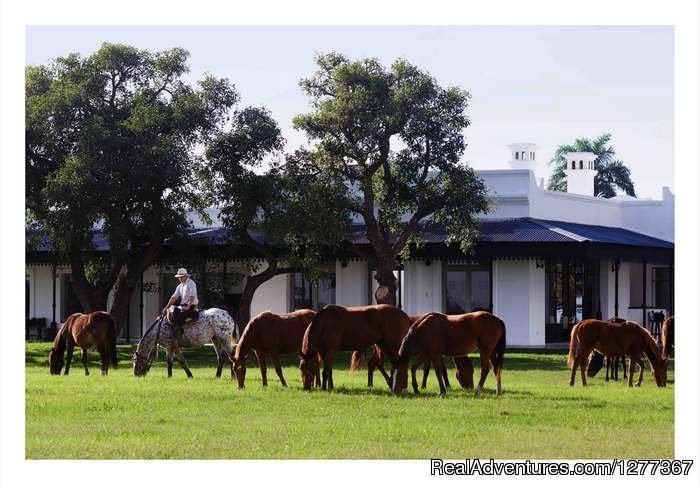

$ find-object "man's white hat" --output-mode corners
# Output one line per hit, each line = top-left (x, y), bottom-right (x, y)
(174, 268), (190, 278)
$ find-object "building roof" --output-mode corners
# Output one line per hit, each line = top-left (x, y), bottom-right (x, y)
(27, 217), (673, 262)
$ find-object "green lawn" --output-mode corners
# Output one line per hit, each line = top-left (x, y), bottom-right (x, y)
(25, 342), (674, 459)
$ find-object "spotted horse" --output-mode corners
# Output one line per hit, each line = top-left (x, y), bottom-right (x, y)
(132, 308), (237, 378)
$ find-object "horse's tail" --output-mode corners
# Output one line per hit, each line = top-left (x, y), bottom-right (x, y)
(104, 313), (119, 368)
(567, 322), (581, 368)
(492, 319), (506, 378)
(350, 350), (366, 372)
(661, 317), (673, 360)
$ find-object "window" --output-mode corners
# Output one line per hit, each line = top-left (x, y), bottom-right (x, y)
(532, 151), (535, 160)
(629, 263), (643, 307)
(290, 271), (336, 311)
(444, 265), (491, 314)
(579, 160), (583, 169)
(515, 152), (519, 160)
(652, 267), (670, 309)
(25, 275), (31, 318)
(571, 161), (576, 169)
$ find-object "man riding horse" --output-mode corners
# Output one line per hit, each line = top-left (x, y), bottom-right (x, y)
(161, 268), (199, 339)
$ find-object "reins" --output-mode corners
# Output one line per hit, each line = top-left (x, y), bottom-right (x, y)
(152, 315), (164, 362)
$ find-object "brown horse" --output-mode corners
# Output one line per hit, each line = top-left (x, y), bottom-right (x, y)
(587, 318), (628, 381)
(392, 311), (506, 396)
(661, 316), (674, 360)
(299, 304), (411, 391)
(568, 319), (667, 387)
(49, 311), (118, 376)
(231, 310), (318, 388)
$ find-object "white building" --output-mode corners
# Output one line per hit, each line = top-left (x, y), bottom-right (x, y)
(26, 144), (674, 346)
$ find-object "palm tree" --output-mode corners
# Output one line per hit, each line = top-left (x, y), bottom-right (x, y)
(547, 133), (636, 198)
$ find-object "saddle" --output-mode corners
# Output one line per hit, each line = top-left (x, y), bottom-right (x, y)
(166, 306), (200, 325)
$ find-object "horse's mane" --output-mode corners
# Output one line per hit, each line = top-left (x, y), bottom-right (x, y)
(52, 313), (80, 352)
(235, 312), (268, 359)
(627, 320), (663, 365)
(396, 312), (437, 364)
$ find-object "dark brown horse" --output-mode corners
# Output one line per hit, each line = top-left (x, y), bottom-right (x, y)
(392, 311), (506, 396)
(568, 319), (667, 387)
(661, 315), (674, 360)
(231, 310), (318, 388)
(349, 314), (458, 388)
(299, 304), (411, 391)
(49, 311), (118, 376)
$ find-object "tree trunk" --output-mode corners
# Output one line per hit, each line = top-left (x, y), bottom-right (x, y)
(68, 256), (109, 313)
(237, 273), (268, 335)
(374, 260), (398, 306)
(109, 275), (136, 337)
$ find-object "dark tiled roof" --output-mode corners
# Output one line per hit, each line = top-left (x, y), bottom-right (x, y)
(28, 217), (674, 252)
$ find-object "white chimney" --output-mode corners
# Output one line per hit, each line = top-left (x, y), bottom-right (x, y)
(563, 152), (597, 196)
(508, 143), (538, 170)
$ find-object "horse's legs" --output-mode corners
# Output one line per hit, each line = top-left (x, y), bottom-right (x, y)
(213, 340), (224, 379)
(432, 355), (447, 396)
(255, 350), (268, 386)
(173, 350), (193, 378)
(166, 349), (174, 378)
(475, 350), (491, 396)
(627, 356), (636, 387)
(411, 354), (427, 394)
(367, 350), (374, 387)
(98, 345), (108, 376)
(441, 358), (451, 388)
(580, 353), (588, 386)
(322, 351), (336, 391)
(271, 353), (287, 387)
(421, 362), (430, 389)
(64, 342), (75, 375)
(636, 357), (644, 387)
(569, 356), (578, 386)
(81, 348), (90, 376)
(622, 356), (627, 379)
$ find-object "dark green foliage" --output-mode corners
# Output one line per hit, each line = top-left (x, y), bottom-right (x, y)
(293, 53), (489, 297)
(26, 43), (238, 324)
(547, 133), (636, 198)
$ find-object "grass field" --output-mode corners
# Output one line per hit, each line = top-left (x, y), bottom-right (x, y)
(25, 342), (674, 459)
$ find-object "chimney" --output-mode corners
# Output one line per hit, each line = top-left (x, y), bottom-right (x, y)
(563, 152), (597, 196)
(508, 143), (538, 170)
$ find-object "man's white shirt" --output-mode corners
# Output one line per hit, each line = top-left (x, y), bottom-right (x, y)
(171, 278), (198, 306)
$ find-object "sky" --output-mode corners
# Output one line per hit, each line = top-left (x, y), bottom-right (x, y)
(25, 25), (674, 199)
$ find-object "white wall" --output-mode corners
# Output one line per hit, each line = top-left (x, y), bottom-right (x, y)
(251, 273), (289, 318)
(492, 259), (544, 346)
(401, 259), (443, 317)
(335, 260), (368, 307)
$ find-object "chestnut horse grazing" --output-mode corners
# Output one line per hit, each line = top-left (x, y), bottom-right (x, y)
(231, 310), (318, 388)
(392, 311), (506, 396)
(568, 319), (667, 387)
(661, 316), (674, 360)
(299, 304), (411, 391)
(49, 311), (118, 376)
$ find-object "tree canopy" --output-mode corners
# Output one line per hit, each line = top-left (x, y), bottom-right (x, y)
(26, 43), (238, 329)
(546, 133), (636, 198)
(293, 53), (489, 304)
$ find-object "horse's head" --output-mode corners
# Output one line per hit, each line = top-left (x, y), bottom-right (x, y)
(653, 358), (668, 387)
(48, 347), (63, 375)
(391, 360), (409, 394)
(231, 355), (247, 389)
(587, 351), (605, 378)
(132, 349), (154, 377)
(299, 351), (318, 391)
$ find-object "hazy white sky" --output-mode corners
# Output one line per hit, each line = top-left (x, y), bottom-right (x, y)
(26, 26), (674, 198)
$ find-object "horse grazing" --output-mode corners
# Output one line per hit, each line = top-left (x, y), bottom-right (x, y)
(299, 304), (411, 391)
(661, 316), (674, 360)
(392, 311), (506, 396)
(349, 314), (461, 389)
(568, 319), (667, 387)
(231, 309), (318, 388)
(49, 311), (118, 376)
(132, 308), (237, 378)
(587, 318), (628, 381)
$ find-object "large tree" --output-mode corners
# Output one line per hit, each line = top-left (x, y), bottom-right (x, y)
(202, 109), (351, 326)
(547, 133), (636, 198)
(26, 43), (237, 331)
(293, 53), (489, 305)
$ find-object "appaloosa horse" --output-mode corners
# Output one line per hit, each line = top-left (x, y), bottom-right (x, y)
(568, 319), (667, 387)
(132, 308), (237, 378)
(49, 311), (118, 376)
(299, 304), (411, 391)
(231, 309), (318, 388)
(391, 311), (506, 396)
